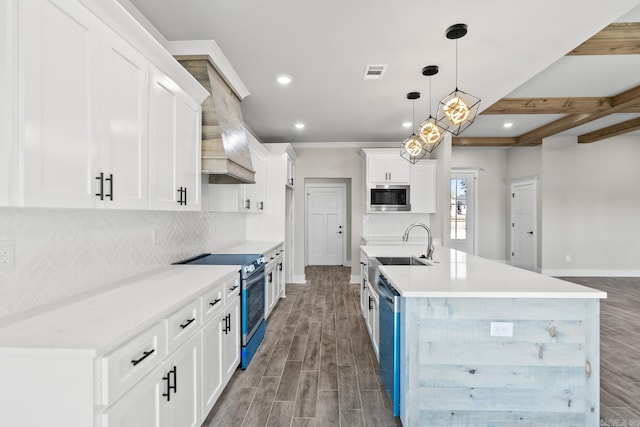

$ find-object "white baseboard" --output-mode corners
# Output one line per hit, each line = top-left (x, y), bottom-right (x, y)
(542, 269), (640, 277)
(291, 274), (306, 284)
(350, 275), (360, 284)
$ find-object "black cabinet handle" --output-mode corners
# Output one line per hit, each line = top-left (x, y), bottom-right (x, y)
(105, 173), (113, 201)
(223, 313), (230, 334)
(245, 199), (251, 210)
(162, 366), (177, 401)
(209, 298), (221, 306)
(229, 284), (239, 292)
(177, 187), (186, 205)
(278, 263), (283, 271)
(268, 272), (273, 283)
(183, 187), (187, 205)
(179, 317), (195, 329)
(368, 296), (373, 311)
(131, 349), (155, 366)
(95, 172), (104, 200)
(527, 231), (534, 235)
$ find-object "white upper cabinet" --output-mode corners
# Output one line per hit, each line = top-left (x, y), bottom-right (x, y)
(148, 68), (202, 211)
(0, 0), (16, 206)
(365, 151), (410, 184)
(6, 0), (207, 210)
(410, 159), (437, 213)
(19, 0), (103, 208)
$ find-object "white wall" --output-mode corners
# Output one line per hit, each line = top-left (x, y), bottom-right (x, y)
(292, 147), (364, 283)
(451, 147), (508, 260)
(541, 135), (640, 276)
(0, 208), (245, 320)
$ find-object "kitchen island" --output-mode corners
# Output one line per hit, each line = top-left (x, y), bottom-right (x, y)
(360, 245), (606, 427)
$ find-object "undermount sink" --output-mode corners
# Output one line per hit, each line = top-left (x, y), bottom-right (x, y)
(375, 256), (431, 266)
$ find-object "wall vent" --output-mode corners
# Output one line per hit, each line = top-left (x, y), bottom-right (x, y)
(363, 64), (387, 80)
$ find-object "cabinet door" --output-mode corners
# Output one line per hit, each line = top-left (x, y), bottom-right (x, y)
(201, 316), (223, 418)
(361, 284), (369, 321)
(222, 296), (241, 381)
(148, 69), (180, 210)
(286, 155), (295, 187)
(100, 29), (149, 210)
(372, 296), (379, 360)
(385, 157), (410, 183)
(20, 0), (102, 208)
(0, 0), (16, 205)
(101, 364), (166, 427)
(367, 157), (388, 183)
(166, 333), (201, 427)
(276, 257), (284, 300)
(175, 94), (201, 211)
(252, 155), (266, 212)
(410, 160), (436, 213)
(265, 265), (275, 316)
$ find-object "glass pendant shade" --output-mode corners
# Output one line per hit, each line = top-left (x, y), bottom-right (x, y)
(400, 134), (426, 164)
(436, 87), (481, 136)
(417, 116), (446, 153)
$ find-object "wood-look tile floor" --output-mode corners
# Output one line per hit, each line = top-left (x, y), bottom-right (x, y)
(562, 277), (640, 427)
(203, 265), (400, 427)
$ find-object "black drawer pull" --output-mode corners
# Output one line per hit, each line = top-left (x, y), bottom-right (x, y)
(95, 172), (104, 200)
(209, 298), (222, 306)
(179, 318), (195, 329)
(229, 285), (239, 291)
(131, 349), (155, 366)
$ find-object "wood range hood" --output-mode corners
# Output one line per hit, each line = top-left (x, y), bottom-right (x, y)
(176, 55), (255, 184)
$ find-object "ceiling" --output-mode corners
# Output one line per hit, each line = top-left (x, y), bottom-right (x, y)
(126, 0), (640, 145)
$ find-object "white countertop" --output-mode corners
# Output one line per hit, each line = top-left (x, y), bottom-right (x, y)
(0, 265), (239, 355)
(361, 246), (606, 299)
(217, 240), (283, 255)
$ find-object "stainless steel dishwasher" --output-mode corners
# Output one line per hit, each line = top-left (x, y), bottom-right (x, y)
(378, 273), (400, 416)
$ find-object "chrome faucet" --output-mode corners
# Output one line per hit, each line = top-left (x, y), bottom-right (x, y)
(402, 223), (434, 260)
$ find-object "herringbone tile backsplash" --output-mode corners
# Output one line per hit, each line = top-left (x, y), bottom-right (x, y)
(0, 208), (247, 320)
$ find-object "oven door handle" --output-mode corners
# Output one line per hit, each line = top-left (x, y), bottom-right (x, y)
(244, 265), (265, 289)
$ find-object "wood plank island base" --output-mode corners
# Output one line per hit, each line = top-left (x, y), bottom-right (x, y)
(361, 246), (606, 427)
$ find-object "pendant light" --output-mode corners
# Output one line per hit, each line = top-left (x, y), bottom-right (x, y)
(436, 23), (481, 136)
(417, 65), (447, 153)
(400, 91), (426, 164)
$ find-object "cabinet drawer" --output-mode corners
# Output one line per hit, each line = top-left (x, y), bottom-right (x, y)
(101, 322), (166, 406)
(202, 283), (225, 323)
(225, 275), (241, 300)
(166, 299), (201, 354)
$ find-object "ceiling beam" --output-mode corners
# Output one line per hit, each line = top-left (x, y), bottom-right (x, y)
(513, 84), (640, 146)
(452, 137), (518, 147)
(483, 98), (640, 115)
(568, 23), (640, 55)
(578, 116), (640, 143)
(482, 97), (611, 114)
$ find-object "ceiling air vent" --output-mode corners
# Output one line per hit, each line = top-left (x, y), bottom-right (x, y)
(363, 64), (387, 80)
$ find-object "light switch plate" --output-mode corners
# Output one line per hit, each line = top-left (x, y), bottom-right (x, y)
(490, 321), (513, 337)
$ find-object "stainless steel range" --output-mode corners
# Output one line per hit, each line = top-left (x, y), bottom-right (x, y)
(175, 253), (266, 369)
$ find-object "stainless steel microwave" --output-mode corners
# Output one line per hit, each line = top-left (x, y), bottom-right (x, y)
(368, 185), (410, 212)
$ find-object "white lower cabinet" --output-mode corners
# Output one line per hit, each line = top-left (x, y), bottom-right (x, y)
(103, 332), (200, 427)
(0, 268), (241, 427)
(264, 244), (285, 318)
(202, 291), (240, 419)
(221, 296), (241, 380)
(361, 278), (379, 360)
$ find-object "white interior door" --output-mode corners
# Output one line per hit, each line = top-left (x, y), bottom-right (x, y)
(306, 184), (345, 265)
(511, 179), (537, 271)
(450, 171), (476, 254)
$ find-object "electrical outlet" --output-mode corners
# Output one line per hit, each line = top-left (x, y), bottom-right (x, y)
(0, 240), (15, 271)
(490, 322), (513, 337)
(152, 229), (160, 246)
(565, 255), (571, 262)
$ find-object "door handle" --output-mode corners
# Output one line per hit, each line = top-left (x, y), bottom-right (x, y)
(527, 231), (534, 235)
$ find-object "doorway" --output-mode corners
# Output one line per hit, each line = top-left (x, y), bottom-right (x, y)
(305, 183), (347, 265)
(450, 170), (477, 254)
(510, 178), (537, 271)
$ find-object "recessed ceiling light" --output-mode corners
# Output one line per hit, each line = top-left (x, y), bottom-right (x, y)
(402, 122), (412, 128)
(503, 122), (513, 129)
(277, 75), (292, 85)
(294, 123), (305, 129)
